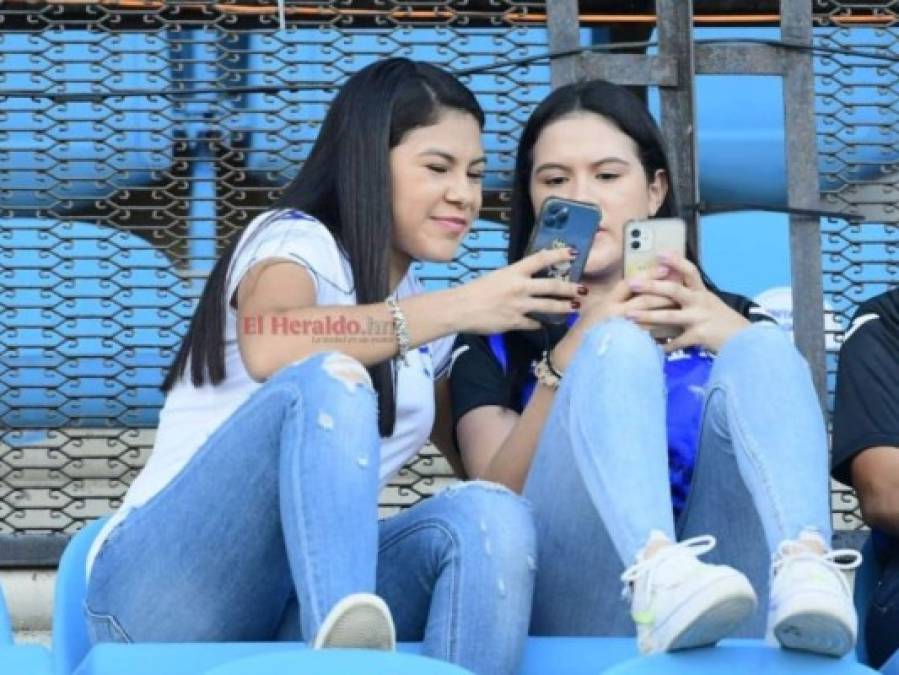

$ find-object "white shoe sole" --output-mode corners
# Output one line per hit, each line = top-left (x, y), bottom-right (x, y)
(772, 591), (856, 657)
(312, 593), (396, 651)
(652, 572), (757, 652)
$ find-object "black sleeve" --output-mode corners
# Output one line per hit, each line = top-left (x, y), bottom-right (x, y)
(448, 333), (514, 428)
(831, 298), (899, 486)
(715, 289), (777, 324)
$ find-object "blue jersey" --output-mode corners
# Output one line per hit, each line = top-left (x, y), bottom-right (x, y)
(486, 326), (714, 516)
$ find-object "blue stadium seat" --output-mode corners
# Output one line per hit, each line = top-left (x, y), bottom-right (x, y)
(885, 650), (899, 675)
(52, 517), (107, 675)
(0, 30), (172, 210)
(0, 582), (12, 644)
(229, 27), (587, 189)
(603, 641), (876, 675)
(0, 643), (53, 675)
(649, 26), (899, 206)
(0, 219), (191, 429)
(53, 516), (639, 675)
(199, 649), (473, 674)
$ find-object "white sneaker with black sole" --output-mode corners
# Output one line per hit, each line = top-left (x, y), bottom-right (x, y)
(312, 593), (396, 651)
(621, 531), (758, 654)
(768, 530), (862, 658)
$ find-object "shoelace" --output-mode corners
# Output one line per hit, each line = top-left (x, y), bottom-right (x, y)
(619, 534), (718, 601)
(772, 542), (863, 598)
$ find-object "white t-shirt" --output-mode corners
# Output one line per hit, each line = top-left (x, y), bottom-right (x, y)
(86, 209), (455, 578)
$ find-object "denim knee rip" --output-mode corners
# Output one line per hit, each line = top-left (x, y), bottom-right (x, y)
(442, 480), (538, 591)
(320, 352), (372, 392)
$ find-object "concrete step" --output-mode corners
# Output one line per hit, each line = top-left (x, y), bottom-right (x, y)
(15, 629), (51, 647)
(1, 569), (54, 635)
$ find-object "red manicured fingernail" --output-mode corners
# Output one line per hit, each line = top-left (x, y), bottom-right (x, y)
(568, 247), (579, 257)
(571, 300), (581, 310)
(577, 285), (589, 295)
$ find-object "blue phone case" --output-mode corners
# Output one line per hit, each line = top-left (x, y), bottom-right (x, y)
(525, 197), (601, 325)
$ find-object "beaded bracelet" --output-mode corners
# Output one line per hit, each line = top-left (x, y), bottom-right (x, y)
(533, 350), (563, 390)
(385, 296), (410, 366)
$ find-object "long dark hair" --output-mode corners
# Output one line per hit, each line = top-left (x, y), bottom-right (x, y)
(162, 58), (485, 437)
(503, 79), (710, 401)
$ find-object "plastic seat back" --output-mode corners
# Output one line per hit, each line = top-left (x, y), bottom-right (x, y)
(0, 582), (13, 644)
(52, 516), (110, 675)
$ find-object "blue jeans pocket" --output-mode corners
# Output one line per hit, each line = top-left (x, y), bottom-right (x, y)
(84, 604), (132, 644)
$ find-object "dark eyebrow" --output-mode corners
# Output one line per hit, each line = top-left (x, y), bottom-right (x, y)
(533, 162), (570, 174)
(534, 157), (630, 173)
(591, 157), (629, 168)
(421, 149), (487, 166)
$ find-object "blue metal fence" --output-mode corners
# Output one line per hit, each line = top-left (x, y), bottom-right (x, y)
(0, 5), (895, 558)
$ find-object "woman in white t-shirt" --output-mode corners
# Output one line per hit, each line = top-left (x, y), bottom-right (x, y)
(83, 58), (582, 674)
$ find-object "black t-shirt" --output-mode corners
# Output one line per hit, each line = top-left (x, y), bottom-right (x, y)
(831, 288), (899, 487)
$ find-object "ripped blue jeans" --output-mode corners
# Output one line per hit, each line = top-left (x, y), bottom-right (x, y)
(85, 352), (536, 675)
(524, 318), (832, 637)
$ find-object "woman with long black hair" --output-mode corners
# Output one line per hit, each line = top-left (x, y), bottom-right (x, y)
(83, 58), (582, 675)
(450, 79), (861, 658)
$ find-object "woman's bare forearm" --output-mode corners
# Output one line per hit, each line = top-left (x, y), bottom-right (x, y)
(239, 288), (470, 380)
(477, 384), (558, 492)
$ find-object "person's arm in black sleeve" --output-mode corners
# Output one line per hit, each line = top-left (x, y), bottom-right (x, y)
(715, 290), (778, 325)
(449, 332), (556, 491)
(832, 295), (899, 535)
(449, 333), (514, 425)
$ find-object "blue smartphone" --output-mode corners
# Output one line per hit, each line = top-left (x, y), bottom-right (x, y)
(524, 197), (601, 325)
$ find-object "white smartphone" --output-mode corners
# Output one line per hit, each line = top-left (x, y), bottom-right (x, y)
(623, 218), (687, 341)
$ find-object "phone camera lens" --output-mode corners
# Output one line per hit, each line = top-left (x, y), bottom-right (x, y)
(548, 203), (561, 215)
(630, 241), (640, 250)
(630, 229), (641, 238)
(557, 207), (570, 221)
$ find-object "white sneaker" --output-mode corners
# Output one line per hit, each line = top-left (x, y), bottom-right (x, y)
(621, 532), (758, 654)
(312, 593), (396, 651)
(768, 530), (862, 657)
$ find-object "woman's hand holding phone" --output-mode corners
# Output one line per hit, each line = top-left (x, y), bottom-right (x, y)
(454, 246), (584, 334)
(549, 268), (673, 372)
(624, 253), (750, 353)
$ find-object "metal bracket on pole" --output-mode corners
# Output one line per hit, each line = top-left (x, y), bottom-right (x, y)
(547, 0), (700, 254)
(547, 0), (581, 88)
(657, 0), (699, 254)
(782, 0), (829, 409)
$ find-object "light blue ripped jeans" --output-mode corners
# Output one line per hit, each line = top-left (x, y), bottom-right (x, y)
(85, 352), (536, 675)
(524, 318), (832, 637)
